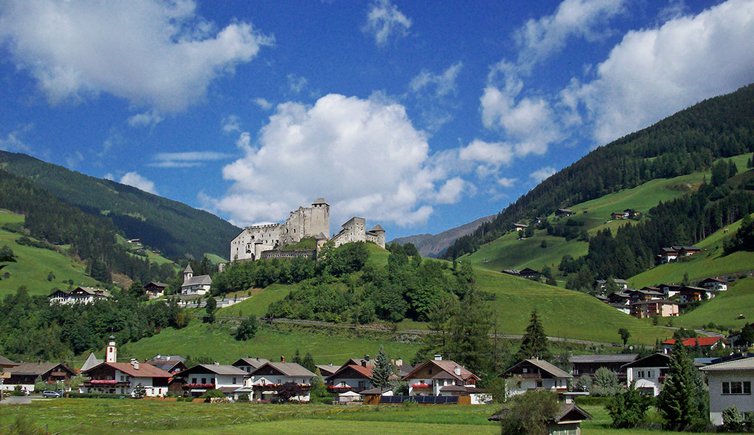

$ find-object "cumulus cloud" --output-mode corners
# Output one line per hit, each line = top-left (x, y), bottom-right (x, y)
(497, 177), (517, 188)
(128, 110), (164, 128)
(568, 0), (754, 143)
(410, 62), (463, 97)
(0, 0), (273, 112)
(514, 0), (626, 71)
(211, 93), (464, 228)
(253, 98), (273, 110)
(150, 151), (233, 168)
(363, 0), (412, 46)
(530, 166), (557, 183)
(120, 171), (158, 194)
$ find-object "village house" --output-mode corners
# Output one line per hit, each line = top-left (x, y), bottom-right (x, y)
(699, 277), (728, 292)
(176, 363), (248, 397)
(569, 354), (638, 383)
(48, 286), (112, 305)
(232, 357), (270, 375)
(502, 268), (540, 280)
(700, 356), (754, 426)
(326, 362), (374, 393)
(662, 337), (726, 354)
(402, 356), (480, 397)
(315, 363), (340, 378)
(143, 282), (168, 299)
(659, 283), (683, 299)
(490, 403), (592, 435)
(555, 208), (574, 217)
(81, 359), (172, 397)
(595, 279), (629, 293)
(622, 353), (670, 396)
(180, 265), (211, 296)
(513, 223), (528, 231)
(502, 359), (571, 397)
(249, 361), (316, 402)
(656, 245), (701, 264)
(679, 285), (717, 303)
(630, 300), (680, 318)
(2, 362), (75, 393)
(146, 355), (187, 374)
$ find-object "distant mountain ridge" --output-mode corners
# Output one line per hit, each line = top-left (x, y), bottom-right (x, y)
(391, 215), (494, 257)
(0, 151), (240, 259)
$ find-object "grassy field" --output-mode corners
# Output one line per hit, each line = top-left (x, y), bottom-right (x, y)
(474, 268), (672, 345)
(119, 320), (420, 365)
(220, 283), (294, 317)
(0, 399), (722, 434)
(672, 277), (754, 331)
(0, 210), (98, 296)
(629, 213), (754, 289)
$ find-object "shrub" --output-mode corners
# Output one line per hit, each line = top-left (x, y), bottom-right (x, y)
(607, 385), (651, 428)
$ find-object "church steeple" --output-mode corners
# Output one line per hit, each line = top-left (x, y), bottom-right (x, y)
(106, 335), (117, 363)
(183, 264), (193, 283)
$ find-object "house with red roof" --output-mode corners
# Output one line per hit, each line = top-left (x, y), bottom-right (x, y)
(662, 336), (726, 354)
(402, 355), (480, 397)
(326, 363), (374, 393)
(81, 360), (172, 397)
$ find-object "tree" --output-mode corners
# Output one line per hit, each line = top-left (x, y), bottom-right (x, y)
(447, 287), (493, 374)
(607, 383), (651, 428)
(292, 349), (302, 365)
(276, 382), (303, 403)
(46, 271), (55, 282)
(0, 245), (16, 262)
(371, 347), (394, 390)
(302, 352), (316, 373)
(203, 297), (217, 324)
(591, 367), (620, 396)
(309, 369), (331, 404)
(515, 310), (550, 361)
(618, 328), (631, 347)
(657, 341), (709, 431)
(234, 315), (259, 341)
(498, 390), (560, 435)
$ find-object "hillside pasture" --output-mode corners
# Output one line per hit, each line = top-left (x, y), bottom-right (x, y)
(673, 277), (754, 331)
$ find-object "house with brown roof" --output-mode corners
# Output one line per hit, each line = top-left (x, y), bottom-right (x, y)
(569, 354), (638, 382)
(175, 363), (248, 397)
(143, 282), (168, 299)
(48, 286), (112, 305)
(81, 360), (172, 397)
(630, 299), (679, 318)
(326, 363), (374, 393)
(249, 361), (316, 402)
(502, 359), (571, 397)
(315, 363), (340, 378)
(402, 355), (479, 397)
(232, 357), (270, 375)
(2, 362), (75, 393)
(146, 355), (187, 374)
(699, 277), (728, 292)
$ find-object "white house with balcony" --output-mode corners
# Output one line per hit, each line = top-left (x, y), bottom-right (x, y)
(48, 287), (112, 305)
(402, 356), (479, 397)
(177, 364), (247, 397)
(622, 353), (670, 397)
(249, 362), (316, 402)
(700, 357), (754, 426)
(502, 359), (571, 397)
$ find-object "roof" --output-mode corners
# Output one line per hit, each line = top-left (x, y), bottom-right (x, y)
(0, 355), (19, 367)
(181, 364), (247, 376)
(359, 387), (389, 395)
(569, 354), (638, 364)
(49, 287), (112, 298)
(700, 357), (754, 372)
(184, 264), (193, 273)
(369, 224), (385, 232)
(144, 281), (168, 288)
(315, 364), (339, 375)
(233, 357), (270, 369)
(518, 359), (572, 379)
(489, 403), (591, 423)
(183, 275), (212, 286)
(663, 337), (725, 347)
(439, 385), (468, 393)
(7, 362), (74, 377)
(403, 359), (479, 382)
(328, 364), (373, 381)
(313, 197), (328, 205)
(254, 362), (316, 378)
(80, 353), (103, 371)
(622, 353), (670, 369)
(88, 362), (172, 379)
(700, 277), (726, 284)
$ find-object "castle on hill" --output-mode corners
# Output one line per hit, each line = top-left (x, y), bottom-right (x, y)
(230, 198), (386, 262)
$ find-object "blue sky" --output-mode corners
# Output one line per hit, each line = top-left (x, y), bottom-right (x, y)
(1, 0), (753, 239)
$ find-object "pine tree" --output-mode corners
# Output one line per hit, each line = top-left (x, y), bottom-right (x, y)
(515, 310), (550, 361)
(302, 352), (316, 373)
(292, 349), (302, 365)
(657, 341), (709, 431)
(448, 287), (493, 374)
(371, 347), (394, 390)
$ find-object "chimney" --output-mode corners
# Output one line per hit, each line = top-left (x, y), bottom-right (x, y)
(364, 354), (370, 362)
(454, 366), (461, 376)
(280, 355), (285, 363)
(214, 362), (219, 365)
(362, 360), (367, 367)
(434, 354), (442, 361)
(131, 359), (139, 370)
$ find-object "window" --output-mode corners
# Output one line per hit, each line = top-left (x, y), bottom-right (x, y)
(536, 380), (543, 388)
(192, 378), (197, 384)
(232, 377), (237, 384)
(723, 381), (752, 395)
(647, 371), (652, 378)
(201, 378), (206, 384)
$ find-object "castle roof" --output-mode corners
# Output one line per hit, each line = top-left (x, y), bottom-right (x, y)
(370, 225), (385, 232)
(313, 197), (328, 205)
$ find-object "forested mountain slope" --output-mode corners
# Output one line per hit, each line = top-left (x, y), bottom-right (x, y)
(445, 84), (754, 260)
(0, 150), (239, 259)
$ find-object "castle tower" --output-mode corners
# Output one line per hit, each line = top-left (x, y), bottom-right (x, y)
(106, 335), (117, 363)
(183, 264), (193, 284)
(310, 198), (330, 239)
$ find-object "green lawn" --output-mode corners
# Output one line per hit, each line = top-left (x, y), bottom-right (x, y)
(0, 210), (99, 296)
(220, 283), (294, 317)
(474, 269), (672, 345)
(119, 320), (420, 365)
(672, 277), (754, 331)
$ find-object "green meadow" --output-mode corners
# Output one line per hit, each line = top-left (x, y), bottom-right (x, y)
(672, 277), (754, 331)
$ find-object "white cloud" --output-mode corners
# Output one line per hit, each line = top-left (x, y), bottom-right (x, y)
(120, 171), (158, 194)
(221, 115), (241, 134)
(408, 62), (463, 131)
(410, 62), (463, 97)
(253, 98), (273, 110)
(434, 177), (473, 204)
(287, 74), (308, 94)
(66, 151), (84, 168)
(150, 151), (233, 168)
(497, 177), (517, 188)
(128, 110), (163, 128)
(212, 93), (463, 228)
(569, 0), (754, 144)
(0, 0), (273, 112)
(514, 0), (626, 71)
(0, 125), (33, 152)
(363, 0), (412, 47)
(530, 166), (557, 183)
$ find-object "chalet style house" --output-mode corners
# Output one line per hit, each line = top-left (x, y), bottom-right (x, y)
(622, 353), (671, 396)
(232, 357), (270, 375)
(48, 286), (112, 305)
(248, 361), (316, 402)
(326, 362), (374, 393)
(146, 355), (187, 374)
(176, 364), (247, 397)
(1, 362), (75, 393)
(700, 357), (754, 426)
(699, 277), (728, 292)
(403, 356), (480, 397)
(502, 359), (571, 397)
(569, 354), (638, 382)
(82, 360), (172, 397)
(657, 245), (701, 263)
(143, 282), (168, 299)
